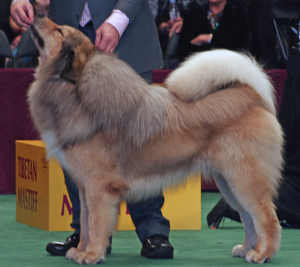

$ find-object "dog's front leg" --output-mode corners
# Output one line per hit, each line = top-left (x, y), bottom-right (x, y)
(70, 177), (126, 265)
(66, 186), (89, 260)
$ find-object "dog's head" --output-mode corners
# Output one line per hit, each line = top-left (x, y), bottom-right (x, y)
(31, 14), (95, 83)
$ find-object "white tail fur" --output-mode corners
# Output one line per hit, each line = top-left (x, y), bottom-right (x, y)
(165, 49), (276, 115)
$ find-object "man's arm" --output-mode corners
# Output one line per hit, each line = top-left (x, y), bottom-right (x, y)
(95, 9), (129, 53)
(95, 0), (145, 54)
(114, 0), (144, 24)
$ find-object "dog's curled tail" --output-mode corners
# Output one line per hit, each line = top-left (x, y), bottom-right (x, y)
(165, 49), (276, 115)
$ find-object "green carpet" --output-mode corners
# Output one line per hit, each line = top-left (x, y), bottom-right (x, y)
(0, 192), (298, 266)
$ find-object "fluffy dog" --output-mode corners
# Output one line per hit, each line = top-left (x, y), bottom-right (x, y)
(29, 14), (283, 264)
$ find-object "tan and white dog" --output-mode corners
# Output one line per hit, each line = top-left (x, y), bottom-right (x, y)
(28, 14), (283, 265)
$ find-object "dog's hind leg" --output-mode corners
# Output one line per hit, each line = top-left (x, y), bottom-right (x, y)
(213, 174), (257, 258)
(238, 198), (280, 263)
(244, 204), (280, 263)
(211, 108), (283, 263)
(232, 210), (257, 258)
(214, 170), (281, 263)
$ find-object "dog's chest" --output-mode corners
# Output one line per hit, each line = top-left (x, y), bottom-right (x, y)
(28, 81), (58, 130)
(41, 131), (69, 171)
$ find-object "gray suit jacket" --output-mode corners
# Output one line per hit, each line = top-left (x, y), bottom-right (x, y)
(43, 0), (163, 74)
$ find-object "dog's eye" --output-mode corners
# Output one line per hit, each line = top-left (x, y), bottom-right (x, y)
(57, 28), (63, 36)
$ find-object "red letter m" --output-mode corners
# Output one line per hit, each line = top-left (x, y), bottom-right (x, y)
(61, 194), (72, 216)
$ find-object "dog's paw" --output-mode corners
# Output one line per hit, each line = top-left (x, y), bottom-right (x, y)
(74, 251), (106, 265)
(66, 247), (81, 260)
(245, 250), (269, 263)
(232, 245), (247, 258)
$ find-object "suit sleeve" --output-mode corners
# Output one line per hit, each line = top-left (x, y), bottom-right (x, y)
(114, 0), (145, 23)
(11, 0), (35, 5)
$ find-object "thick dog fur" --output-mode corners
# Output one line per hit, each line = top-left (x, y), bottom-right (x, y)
(29, 15), (284, 264)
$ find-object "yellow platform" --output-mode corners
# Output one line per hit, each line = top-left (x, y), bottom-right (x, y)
(16, 141), (201, 231)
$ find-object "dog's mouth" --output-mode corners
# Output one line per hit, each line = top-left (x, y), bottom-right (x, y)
(31, 14), (46, 49)
(31, 25), (44, 48)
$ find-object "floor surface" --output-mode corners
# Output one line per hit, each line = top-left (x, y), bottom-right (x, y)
(0, 192), (298, 266)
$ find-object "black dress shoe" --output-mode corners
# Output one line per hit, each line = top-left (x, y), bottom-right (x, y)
(141, 234), (174, 259)
(46, 233), (80, 256)
(46, 234), (112, 256)
(207, 197), (241, 229)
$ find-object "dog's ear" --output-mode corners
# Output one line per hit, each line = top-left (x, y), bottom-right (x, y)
(60, 49), (84, 83)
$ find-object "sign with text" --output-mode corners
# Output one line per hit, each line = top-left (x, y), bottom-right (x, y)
(16, 141), (201, 231)
(16, 141), (73, 231)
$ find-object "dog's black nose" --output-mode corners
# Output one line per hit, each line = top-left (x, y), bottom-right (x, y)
(38, 13), (45, 18)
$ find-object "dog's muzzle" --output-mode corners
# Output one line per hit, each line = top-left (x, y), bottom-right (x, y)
(30, 24), (45, 49)
(37, 13), (46, 18)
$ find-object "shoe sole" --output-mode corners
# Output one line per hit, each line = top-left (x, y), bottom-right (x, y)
(142, 247), (173, 259)
(46, 244), (67, 256)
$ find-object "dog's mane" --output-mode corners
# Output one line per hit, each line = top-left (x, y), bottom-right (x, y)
(74, 52), (174, 146)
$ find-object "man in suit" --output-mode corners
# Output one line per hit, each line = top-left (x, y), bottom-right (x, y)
(11, 0), (174, 259)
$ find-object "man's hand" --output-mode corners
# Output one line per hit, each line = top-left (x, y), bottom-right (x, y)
(95, 22), (120, 54)
(12, 35), (22, 50)
(169, 18), (183, 38)
(158, 21), (173, 33)
(11, 0), (34, 28)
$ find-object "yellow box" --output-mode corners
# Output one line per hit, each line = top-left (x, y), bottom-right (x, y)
(16, 141), (201, 231)
(16, 140), (73, 231)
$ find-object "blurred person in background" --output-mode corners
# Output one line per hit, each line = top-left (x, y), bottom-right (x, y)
(177, 0), (250, 61)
